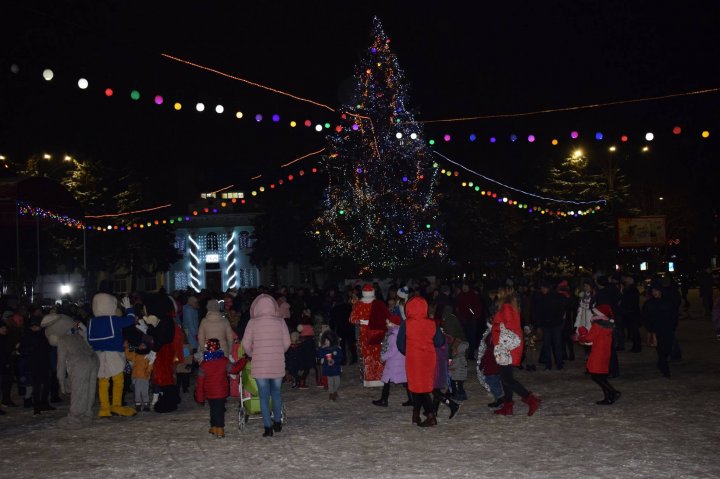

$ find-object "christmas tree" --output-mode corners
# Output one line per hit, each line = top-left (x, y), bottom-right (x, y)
(313, 17), (445, 275)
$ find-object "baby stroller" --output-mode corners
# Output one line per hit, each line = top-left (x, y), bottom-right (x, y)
(237, 347), (287, 432)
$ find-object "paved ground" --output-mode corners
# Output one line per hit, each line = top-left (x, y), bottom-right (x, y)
(2, 290), (719, 478)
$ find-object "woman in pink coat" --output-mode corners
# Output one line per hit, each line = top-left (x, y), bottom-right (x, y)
(242, 294), (291, 437)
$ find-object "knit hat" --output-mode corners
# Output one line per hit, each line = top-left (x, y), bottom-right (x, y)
(388, 314), (402, 326)
(361, 284), (375, 303)
(397, 286), (409, 300)
(206, 299), (220, 312)
(203, 338), (224, 361)
(592, 304), (614, 319)
(297, 323), (314, 337)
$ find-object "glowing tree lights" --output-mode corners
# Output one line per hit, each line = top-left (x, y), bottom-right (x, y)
(312, 17), (445, 274)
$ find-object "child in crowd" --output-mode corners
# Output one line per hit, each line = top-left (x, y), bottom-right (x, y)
(176, 334), (193, 394)
(448, 341), (469, 401)
(478, 320), (504, 408)
(522, 324), (540, 372)
(285, 331), (304, 388)
(298, 321), (319, 388)
(124, 340), (154, 412)
(195, 338), (244, 438)
(373, 314), (410, 407)
(316, 330), (344, 401)
(431, 318), (460, 419)
(577, 304), (621, 405)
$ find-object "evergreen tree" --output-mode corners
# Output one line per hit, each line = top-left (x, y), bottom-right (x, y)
(313, 17), (445, 275)
(539, 150), (632, 270)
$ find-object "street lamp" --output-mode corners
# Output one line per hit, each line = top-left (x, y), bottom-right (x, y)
(642, 146), (649, 152)
(43, 153), (52, 160)
(63, 155), (73, 162)
(609, 146), (616, 152)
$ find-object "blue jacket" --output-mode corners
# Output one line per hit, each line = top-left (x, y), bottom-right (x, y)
(182, 304), (199, 349)
(88, 308), (135, 352)
(316, 346), (343, 377)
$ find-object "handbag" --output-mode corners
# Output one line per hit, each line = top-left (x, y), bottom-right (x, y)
(494, 323), (521, 366)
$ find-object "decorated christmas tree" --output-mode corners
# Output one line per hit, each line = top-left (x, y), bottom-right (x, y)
(313, 17), (446, 275)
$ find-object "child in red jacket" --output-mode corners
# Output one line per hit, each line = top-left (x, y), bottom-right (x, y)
(195, 338), (245, 438)
(577, 304), (621, 405)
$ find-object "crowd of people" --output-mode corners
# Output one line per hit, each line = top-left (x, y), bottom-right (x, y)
(0, 272), (713, 436)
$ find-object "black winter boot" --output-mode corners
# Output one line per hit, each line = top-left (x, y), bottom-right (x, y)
(372, 383), (390, 407)
(401, 383), (413, 406)
(263, 427), (274, 437)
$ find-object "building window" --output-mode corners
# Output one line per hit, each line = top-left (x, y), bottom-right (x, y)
(205, 232), (219, 252)
(112, 275), (128, 294)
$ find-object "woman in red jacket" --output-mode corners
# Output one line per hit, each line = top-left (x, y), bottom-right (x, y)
(577, 304), (621, 405)
(492, 286), (541, 416)
(403, 296), (442, 427)
(195, 338), (244, 438)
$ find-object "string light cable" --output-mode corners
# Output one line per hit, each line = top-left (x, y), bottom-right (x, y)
(161, 53), (336, 112)
(418, 86), (720, 124)
(432, 150), (606, 206)
(84, 203), (173, 218)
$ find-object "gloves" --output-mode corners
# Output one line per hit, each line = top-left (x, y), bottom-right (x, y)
(120, 296), (131, 310)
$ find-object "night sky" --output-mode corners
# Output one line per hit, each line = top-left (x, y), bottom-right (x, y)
(2, 1), (719, 212)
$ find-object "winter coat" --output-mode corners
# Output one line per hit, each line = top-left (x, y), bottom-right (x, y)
(448, 342), (468, 381)
(242, 294), (291, 379)
(125, 345), (153, 380)
(620, 285), (641, 327)
(491, 303), (523, 366)
(479, 332), (501, 376)
(182, 305), (199, 350)
(198, 311), (234, 357)
(433, 335), (449, 390)
(317, 346), (343, 376)
(642, 297), (678, 336)
(578, 318), (614, 374)
(533, 291), (567, 328)
(195, 356), (243, 402)
(380, 326), (407, 384)
(404, 297), (437, 394)
(20, 327), (52, 375)
(455, 290), (483, 325)
(575, 292), (595, 331)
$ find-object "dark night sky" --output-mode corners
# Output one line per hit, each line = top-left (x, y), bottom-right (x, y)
(2, 0), (719, 212)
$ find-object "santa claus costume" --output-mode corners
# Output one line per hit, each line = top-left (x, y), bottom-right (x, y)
(350, 284), (390, 387)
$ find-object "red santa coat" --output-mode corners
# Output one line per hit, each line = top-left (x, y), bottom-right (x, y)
(350, 298), (390, 387)
(491, 303), (523, 367)
(577, 319), (613, 374)
(405, 297), (437, 394)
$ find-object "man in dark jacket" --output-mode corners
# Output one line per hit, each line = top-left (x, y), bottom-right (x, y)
(532, 280), (567, 370)
(454, 282), (483, 359)
(21, 307), (55, 414)
(620, 275), (642, 352)
(642, 281), (678, 378)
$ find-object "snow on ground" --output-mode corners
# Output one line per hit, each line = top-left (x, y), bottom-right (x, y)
(2, 303), (719, 478)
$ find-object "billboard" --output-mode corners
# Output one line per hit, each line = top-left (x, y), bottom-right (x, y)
(617, 216), (667, 248)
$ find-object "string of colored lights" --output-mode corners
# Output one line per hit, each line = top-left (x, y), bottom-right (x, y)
(432, 163), (601, 218)
(418, 86), (720, 123)
(424, 126), (712, 146)
(432, 150), (606, 206)
(30, 66), (714, 149)
(84, 203), (173, 218)
(161, 53), (336, 112)
(17, 202), (85, 229)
